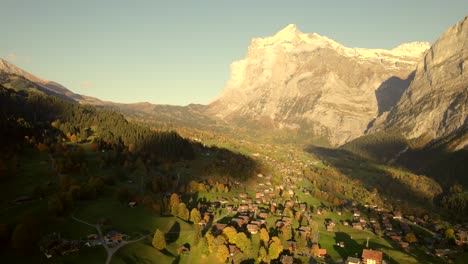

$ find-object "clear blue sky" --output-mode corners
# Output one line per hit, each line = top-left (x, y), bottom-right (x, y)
(1, 1), (466, 105)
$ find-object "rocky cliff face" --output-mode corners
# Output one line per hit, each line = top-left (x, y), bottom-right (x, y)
(207, 25), (429, 146)
(369, 16), (467, 147)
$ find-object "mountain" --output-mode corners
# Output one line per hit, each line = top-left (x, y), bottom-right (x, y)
(207, 24), (429, 146)
(368, 16), (468, 149)
(0, 58), (107, 104)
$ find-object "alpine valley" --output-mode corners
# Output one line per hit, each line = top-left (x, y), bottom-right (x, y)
(0, 15), (467, 264)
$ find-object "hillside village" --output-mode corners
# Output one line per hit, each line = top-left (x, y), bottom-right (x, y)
(36, 146), (468, 263)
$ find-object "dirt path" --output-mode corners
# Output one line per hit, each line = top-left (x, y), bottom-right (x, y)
(72, 210), (149, 264)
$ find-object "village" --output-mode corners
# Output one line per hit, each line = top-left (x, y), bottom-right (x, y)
(34, 145), (468, 264)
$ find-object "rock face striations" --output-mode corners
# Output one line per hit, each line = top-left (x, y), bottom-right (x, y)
(207, 24), (429, 146)
(369, 16), (468, 147)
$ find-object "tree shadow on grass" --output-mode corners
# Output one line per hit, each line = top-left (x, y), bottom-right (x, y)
(166, 221), (181, 243)
(171, 255), (181, 264)
(334, 232), (362, 260)
(161, 248), (175, 258)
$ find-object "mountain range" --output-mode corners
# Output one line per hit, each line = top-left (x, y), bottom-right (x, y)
(1, 16), (466, 151)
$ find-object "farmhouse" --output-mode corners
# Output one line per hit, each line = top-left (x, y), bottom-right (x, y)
(362, 249), (383, 264)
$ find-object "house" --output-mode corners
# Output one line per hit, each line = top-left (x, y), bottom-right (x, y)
(106, 230), (123, 243)
(346, 257), (362, 264)
(282, 217), (293, 225)
(353, 210), (361, 217)
(177, 245), (190, 255)
(353, 222), (363, 230)
(299, 203), (307, 211)
(297, 226), (311, 237)
(258, 212), (269, 219)
(287, 240), (297, 251)
(214, 224), (227, 235)
(238, 204), (249, 212)
(247, 224), (259, 234)
(280, 255), (294, 264)
(229, 244), (241, 256)
(128, 201), (136, 208)
(399, 242), (409, 250)
(232, 218), (245, 227)
(393, 211), (402, 220)
(318, 248), (327, 256)
(362, 249), (383, 264)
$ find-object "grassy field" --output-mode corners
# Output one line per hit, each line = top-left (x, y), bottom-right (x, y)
(313, 210), (444, 264)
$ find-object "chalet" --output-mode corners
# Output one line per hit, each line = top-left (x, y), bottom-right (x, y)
(287, 240), (297, 251)
(384, 223), (393, 231)
(435, 248), (452, 257)
(337, 241), (345, 248)
(198, 219), (207, 226)
(346, 257), (362, 264)
(297, 226), (311, 237)
(390, 235), (402, 242)
(255, 192), (264, 199)
(258, 212), (269, 219)
(177, 245), (190, 255)
(229, 244), (241, 256)
(280, 255), (294, 264)
(299, 203), (307, 211)
(399, 242), (409, 250)
(318, 248), (327, 257)
(232, 218), (245, 227)
(247, 224), (258, 234)
(128, 201), (136, 208)
(282, 217), (293, 225)
(353, 210), (361, 217)
(238, 204), (249, 212)
(393, 211), (402, 220)
(352, 222), (363, 230)
(239, 193), (248, 199)
(214, 224), (227, 235)
(362, 249), (383, 264)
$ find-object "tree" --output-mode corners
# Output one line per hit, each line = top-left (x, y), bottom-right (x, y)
(205, 232), (215, 254)
(178, 203), (189, 221)
(193, 225), (201, 246)
(190, 208), (201, 224)
(260, 228), (270, 245)
(171, 203), (179, 217)
(405, 232), (418, 243)
(222, 226), (238, 244)
(258, 246), (270, 263)
(116, 187), (131, 203)
(268, 236), (283, 260)
(152, 229), (166, 250)
(169, 193), (180, 215)
(445, 228), (456, 241)
(217, 244), (229, 262)
(48, 194), (64, 216)
(234, 232), (251, 255)
(11, 214), (40, 251)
